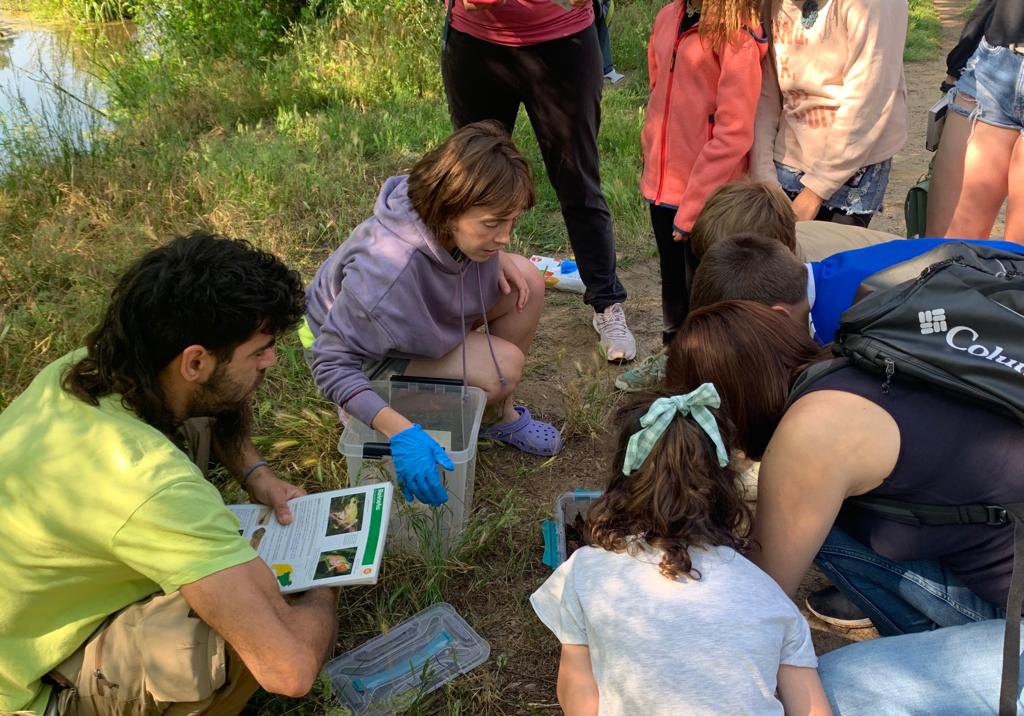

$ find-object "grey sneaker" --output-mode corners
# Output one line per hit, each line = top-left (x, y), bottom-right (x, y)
(614, 350), (667, 392)
(604, 69), (625, 85)
(593, 303), (637, 362)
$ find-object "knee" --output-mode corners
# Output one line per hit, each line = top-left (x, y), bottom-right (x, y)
(509, 253), (546, 306)
(479, 343), (524, 401)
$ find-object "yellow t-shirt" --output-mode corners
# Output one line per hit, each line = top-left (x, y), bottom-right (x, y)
(0, 353), (257, 714)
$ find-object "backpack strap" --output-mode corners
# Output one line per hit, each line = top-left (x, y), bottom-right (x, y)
(845, 496), (1011, 527)
(847, 496), (1024, 716)
(1000, 504), (1024, 716)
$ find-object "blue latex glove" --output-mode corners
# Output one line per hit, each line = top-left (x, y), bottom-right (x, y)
(389, 424), (453, 506)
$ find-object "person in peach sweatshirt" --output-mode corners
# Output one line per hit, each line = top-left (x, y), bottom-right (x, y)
(752, 0), (908, 228)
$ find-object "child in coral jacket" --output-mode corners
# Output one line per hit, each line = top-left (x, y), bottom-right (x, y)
(626, 0), (766, 389)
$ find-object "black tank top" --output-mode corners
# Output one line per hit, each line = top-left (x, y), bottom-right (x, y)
(804, 364), (1024, 607)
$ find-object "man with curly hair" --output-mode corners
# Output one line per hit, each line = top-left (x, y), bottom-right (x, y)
(0, 233), (337, 715)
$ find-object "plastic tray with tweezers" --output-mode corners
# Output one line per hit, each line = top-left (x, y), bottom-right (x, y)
(324, 602), (490, 715)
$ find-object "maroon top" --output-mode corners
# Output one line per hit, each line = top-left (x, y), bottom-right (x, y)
(449, 0), (593, 47)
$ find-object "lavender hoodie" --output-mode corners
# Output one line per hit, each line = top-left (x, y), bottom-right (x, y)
(306, 175), (502, 426)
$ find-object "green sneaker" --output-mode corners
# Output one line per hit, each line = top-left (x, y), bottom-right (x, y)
(614, 351), (667, 392)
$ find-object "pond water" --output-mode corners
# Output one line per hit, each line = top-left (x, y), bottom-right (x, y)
(0, 13), (131, 158)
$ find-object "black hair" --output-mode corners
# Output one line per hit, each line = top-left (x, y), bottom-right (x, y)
(63, 231), (304, 433)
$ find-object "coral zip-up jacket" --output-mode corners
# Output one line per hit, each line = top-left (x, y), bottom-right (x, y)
(640, 2), (767, 232)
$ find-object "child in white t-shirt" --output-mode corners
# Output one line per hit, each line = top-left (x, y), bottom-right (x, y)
(530, 385), (830, 716)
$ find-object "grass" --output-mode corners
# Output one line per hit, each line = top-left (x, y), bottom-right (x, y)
(906, 0), (943, 63)
(0, 0), (942, 712)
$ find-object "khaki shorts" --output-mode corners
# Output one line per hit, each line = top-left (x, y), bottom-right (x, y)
(47, 592), (257, 716)
(795, 220), (901, 262)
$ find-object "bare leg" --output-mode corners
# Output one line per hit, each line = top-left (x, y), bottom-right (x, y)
(946, 119), (1017, 239)
(1004, 132), (1024, 244)
(407, 253), (545, 425)
(482, 253), (545, 358)
(926, 94), (974, 237)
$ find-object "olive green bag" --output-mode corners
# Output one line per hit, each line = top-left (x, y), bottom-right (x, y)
(904, 168), (930, 238)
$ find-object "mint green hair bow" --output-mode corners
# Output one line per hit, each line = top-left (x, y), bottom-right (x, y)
(622, 383), (729, 475)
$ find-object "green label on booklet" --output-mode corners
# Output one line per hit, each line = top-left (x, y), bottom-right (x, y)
(362, 486), (387, 566)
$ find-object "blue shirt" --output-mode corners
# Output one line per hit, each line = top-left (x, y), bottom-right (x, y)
(809, 238), (1024, 344)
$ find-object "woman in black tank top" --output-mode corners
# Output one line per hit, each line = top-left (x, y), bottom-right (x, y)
(666, 300), (1019, 632)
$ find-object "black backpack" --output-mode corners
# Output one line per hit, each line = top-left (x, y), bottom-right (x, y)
(789, 243), (1024, 715)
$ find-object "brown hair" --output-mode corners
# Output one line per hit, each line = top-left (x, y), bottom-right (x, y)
(699, 0), (762, 55)
(407, 120), (535, 248)
(690, 233), (807, 312)
(666, 301), (825, 459)
(586, 391), (752, 582)
(690, 180), (796, 259)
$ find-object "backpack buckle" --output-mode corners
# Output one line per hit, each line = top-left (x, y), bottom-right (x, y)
(986, 506), (1009, 526)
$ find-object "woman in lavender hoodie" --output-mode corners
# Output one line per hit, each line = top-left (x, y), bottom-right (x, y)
(305, 121), (563, 506)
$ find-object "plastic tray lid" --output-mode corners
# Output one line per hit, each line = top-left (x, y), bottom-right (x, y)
(324, 602), (490, 715)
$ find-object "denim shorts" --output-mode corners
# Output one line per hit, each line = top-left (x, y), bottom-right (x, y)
(776, 159), (891, 216)
(948, 58), (977, 118)
(951, 37), (1024, 131)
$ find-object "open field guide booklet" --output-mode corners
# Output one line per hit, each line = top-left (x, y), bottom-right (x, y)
(229, 482), (393, 593)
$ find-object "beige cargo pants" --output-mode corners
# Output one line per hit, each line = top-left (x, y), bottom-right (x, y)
(45, 418), (259, 716)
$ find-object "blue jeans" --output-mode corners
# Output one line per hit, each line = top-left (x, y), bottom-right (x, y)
(776, 159), (891, 216)
(819, 619), (1023, 714)
(814, 526), (1004, 636)
(593, 0), (613, 74)
(968, 37), (1024, 132)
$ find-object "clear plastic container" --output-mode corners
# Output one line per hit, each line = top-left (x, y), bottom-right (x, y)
(541, 489), (604, 569)
(339, 377), (487, 556)
(324, 602), (490, 716)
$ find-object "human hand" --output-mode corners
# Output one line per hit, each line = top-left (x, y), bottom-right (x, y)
(246, 467), (308, 526)
(389, 424), (453, 506)
(791, 187), (824, 222)
(672, 229), (689, 242)
(498, 250), (530, 312)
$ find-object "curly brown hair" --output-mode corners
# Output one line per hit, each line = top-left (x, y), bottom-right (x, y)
(586, 390), (752, 582)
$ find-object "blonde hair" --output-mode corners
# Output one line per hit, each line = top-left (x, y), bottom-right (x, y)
(690, 180), (796, 258)
(700, 0), (762, 54)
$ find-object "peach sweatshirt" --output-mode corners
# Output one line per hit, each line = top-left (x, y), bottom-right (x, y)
(751, 0), (908, 200)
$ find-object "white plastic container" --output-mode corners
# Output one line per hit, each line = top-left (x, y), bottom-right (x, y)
(339, 377), (486, 556)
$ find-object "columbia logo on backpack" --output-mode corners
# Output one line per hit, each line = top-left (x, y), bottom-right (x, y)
(918, 308), (946, 334)
(917, 307), (1024, 373)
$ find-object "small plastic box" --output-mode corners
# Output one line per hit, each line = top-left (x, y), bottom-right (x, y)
(339, 377), (487, 556)
(541, 489), (603, 569)
(324, 602), (490, 716)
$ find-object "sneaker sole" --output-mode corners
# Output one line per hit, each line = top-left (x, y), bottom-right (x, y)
(805, 600), (874, 629)
(592, 315), (637, 363)
(598, 343), (636, 364)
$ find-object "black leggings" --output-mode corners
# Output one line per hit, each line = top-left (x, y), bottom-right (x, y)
(441, 25), (626, 312)
(651, 204), (699, 346)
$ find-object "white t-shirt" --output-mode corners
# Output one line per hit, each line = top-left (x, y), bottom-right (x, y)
(530, 544), (817, 716)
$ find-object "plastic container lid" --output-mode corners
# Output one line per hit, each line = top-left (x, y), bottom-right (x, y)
(325, 602), (490, 715)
